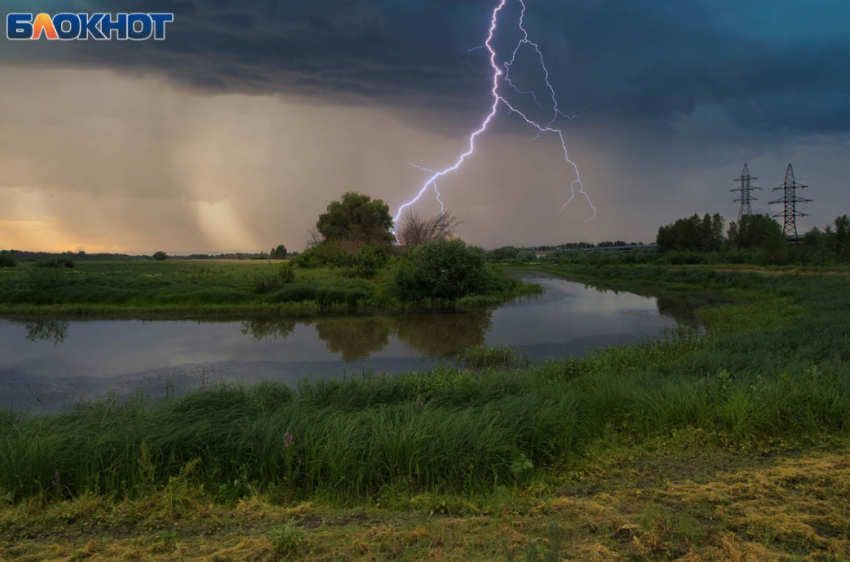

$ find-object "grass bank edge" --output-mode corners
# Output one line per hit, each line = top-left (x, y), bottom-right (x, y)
(0, 279), (543, 320)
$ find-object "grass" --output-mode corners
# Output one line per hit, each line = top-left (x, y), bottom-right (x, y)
(1, 446), (848, 560)
(0, 260), (540, 318)
(2, 263), (850, 559)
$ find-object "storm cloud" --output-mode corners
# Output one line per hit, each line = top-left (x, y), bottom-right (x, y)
(0, 0), (848, 253)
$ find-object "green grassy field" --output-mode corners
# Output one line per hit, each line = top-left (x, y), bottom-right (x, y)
(2, 264), (849, 560)
(0, 260), (536, 318)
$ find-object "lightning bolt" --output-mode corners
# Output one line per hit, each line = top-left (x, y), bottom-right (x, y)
(393, 0), (596, 225)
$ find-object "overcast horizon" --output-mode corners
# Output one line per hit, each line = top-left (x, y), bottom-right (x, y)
(1, 0), (849, 255)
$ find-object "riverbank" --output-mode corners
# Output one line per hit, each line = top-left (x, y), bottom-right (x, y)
(0, 260), (540, 319)
(2, 264), (849, 559)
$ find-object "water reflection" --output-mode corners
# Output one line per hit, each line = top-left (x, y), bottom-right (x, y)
(240, 319), (296, 341)
(25, 321), (69, 345)
(239, 313), (494, 361)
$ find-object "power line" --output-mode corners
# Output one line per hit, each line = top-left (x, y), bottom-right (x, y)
(731, 163), (761, 223)
(769, 164), (811, 238)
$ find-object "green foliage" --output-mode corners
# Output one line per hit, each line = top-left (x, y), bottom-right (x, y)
(727, 214), (787, 253)
(0, 260), (525, 315)
(487, 246), (536, 263)
(457, 345), (525, 370)
(250, 264), (297, 293)
(152, 251), (168, 261)
(0, 250), (17, 268)
(395, 239), (502, 301)
(268, 523), (306, 558)
(292, 240), (356, 269)
(278, 262), (296, 284)
(831, 214), (850, 260)
(657, 214), (725, 253)
(270, 245), (288, 260)
(316, 192), (394, 245)
(351, 242), (389, 278)
(36, 256), (75, 269)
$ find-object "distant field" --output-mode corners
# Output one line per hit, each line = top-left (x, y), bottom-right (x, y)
(188, 259), (289, 264)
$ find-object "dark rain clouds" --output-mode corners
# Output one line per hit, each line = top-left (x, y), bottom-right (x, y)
(3, 0), (850, 135)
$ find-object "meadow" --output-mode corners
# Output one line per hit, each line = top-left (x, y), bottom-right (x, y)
(0, 259), (535, 318)
(2, 263), (849, 560)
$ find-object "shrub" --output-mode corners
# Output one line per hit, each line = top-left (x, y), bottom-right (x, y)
(292, 240), (356, 269)
(351, 241), (389, 278)
(0, 250), (16, 268)
(35, 256), (75, 269)
(394, 238), (495, 301)
(268, 523), (306, 557)
(152, 251), (168, 261)
(250, 268), (282, 294)
(278, 262), (296, 283)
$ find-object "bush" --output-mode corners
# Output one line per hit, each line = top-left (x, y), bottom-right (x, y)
(35, 256), (75, 269)
(395, 239), (495, 301)
(268, 524), (305, 558)
(0, 250), (16, 268)
(278, 262), (296, 283)
(292, 241), (356, 269)
(251, 264), (297, 294)
(152, 251), (168, 261)
(351, 242), (389, 278)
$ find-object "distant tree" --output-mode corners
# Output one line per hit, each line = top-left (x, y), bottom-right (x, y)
(0, 250), (17, 268)
(657, 214), (725, 253)
(831, 215), (850, 260)
(396, 211), (460, 247)
(152, 251), (168, 261)
(487, 246), (522, 261)
(270, 245), (288, 260)
(316, 192), (394, 246)
(727, 214), (785, 252)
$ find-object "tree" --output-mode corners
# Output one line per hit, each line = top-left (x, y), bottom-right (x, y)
(0, 250), (17, 268)
(270, 245), (288, 260)
(727, 214), (786, 252)
(831, 215), (850, 260)
(316, 192), (394, 246)
(656, 214), (725, 253)
(152, 251), (168, 261)
(396, 211), (460, 247)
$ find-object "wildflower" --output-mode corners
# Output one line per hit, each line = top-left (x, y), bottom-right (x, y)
(51, 471), (60, 488)
(296, 459), (303, 466)
(284, 432), (295, 449)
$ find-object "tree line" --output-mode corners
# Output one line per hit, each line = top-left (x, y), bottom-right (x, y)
(656, 213), (850, 264)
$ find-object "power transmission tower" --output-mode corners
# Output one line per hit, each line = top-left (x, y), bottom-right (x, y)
(731, 163), (761, 222)
(769, 164), (811, 238)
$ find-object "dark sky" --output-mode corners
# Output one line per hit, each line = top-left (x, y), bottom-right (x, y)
(1, 0), (848, 252)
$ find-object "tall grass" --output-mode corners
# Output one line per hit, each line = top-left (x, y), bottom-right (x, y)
(2, 265), (849, 504)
